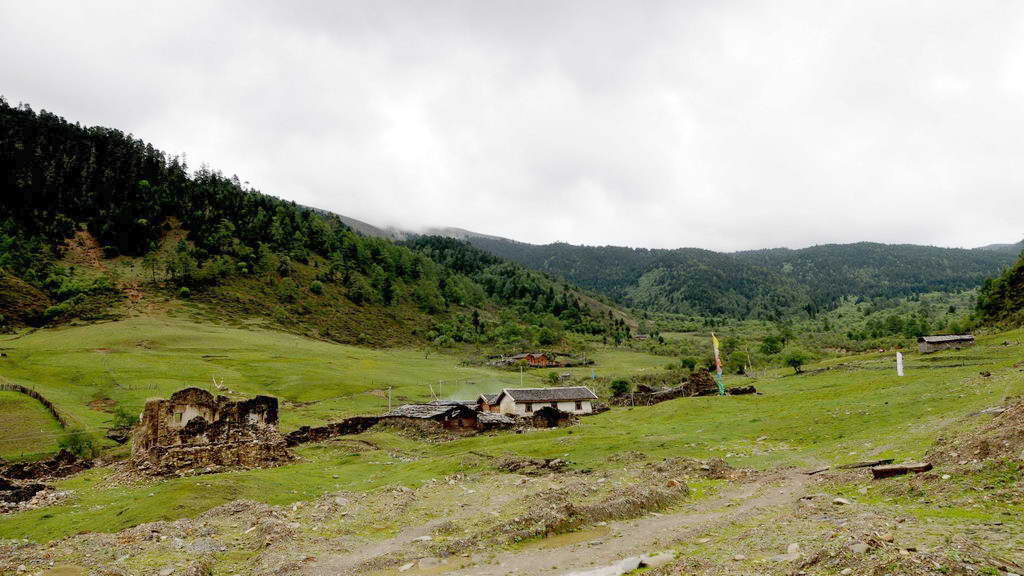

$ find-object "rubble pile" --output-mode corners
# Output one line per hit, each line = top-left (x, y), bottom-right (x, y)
(929, 397), (1024, 467)
(0, 448), (90, 480)
(1, 449), (90, 514)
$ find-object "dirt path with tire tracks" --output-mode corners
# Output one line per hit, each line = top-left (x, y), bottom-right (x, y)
(302, 468), (814, 576)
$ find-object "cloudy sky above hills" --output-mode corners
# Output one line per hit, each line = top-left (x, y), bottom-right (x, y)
(3, 1), (1023, 251)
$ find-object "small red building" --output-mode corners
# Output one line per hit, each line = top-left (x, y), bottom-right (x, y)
(509, 352), (557, 367)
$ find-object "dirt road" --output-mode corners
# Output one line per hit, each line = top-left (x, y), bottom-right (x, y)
(449, 469), (812, 576)
(303, 469), (814, 576)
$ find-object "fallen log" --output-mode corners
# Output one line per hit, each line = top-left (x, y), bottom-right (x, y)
(871, 462), (932, 479)
(838, 458), (894, 470)
(805, 466), (831, 476)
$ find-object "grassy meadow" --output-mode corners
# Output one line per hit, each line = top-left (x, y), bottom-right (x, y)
(1, 320), (1021, 542)
(0, 390), (63, 460)
(0, 316), (670, 453)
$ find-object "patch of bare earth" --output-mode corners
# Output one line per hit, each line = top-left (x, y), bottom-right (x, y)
(59, 230), (106, 272)
(929, 396), (1024, 467)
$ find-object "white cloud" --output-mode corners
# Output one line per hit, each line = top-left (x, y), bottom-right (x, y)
(2, 0), (1022, 250)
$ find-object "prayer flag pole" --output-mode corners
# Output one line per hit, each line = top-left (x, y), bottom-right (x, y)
(711, 332), (726, 395)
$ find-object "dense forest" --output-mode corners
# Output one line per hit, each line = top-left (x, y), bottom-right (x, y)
(977, 250), (1024, 326)
(0, 98), (628, 347)
(464, 236), (1020, 320)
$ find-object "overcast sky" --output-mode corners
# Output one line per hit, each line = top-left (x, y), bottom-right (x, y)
(2, 1), (1022, 251)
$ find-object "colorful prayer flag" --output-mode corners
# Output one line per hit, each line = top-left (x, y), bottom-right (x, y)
(711, 332), (726, 395)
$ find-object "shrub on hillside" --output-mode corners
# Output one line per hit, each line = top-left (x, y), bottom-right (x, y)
(111, 405), (139, 429)
(782, 347), (812, 374)
(347, 273), (379, 305)
(59, 429), (99, 459)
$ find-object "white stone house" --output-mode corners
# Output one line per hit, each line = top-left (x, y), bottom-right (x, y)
(491, 386), (598, 416)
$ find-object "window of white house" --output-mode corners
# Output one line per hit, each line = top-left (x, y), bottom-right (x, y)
(575, 401), (583, 411)
(525, 403), (533, 413)
(174, 412), (183, 423)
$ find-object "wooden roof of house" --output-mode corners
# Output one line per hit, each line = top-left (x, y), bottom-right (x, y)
(918, 334), (975, 343)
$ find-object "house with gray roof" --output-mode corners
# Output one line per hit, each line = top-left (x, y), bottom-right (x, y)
(491, 386), (598, 416)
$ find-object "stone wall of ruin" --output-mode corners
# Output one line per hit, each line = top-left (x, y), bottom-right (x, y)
(131, 387), (290, 475)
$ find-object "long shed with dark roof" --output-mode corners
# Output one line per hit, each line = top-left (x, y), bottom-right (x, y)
(380, 402), (517, 431)
(380, 403), (480, 431)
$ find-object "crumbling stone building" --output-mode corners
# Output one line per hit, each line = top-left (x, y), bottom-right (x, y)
(132, 388), (291, 475)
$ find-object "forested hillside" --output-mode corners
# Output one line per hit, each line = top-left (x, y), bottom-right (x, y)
(977, 250), (1024, 326)
(465, 236), (1019, 319)
(0, 98), (629, 346)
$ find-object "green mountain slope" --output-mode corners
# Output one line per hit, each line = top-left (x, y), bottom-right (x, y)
(464, 236), (1019, 319)
(0, 97), (630, 346)
(977, 250), (1024, 326)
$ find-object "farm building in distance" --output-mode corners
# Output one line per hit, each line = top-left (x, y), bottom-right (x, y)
(489, 386), (598, 416)
(918, 334), (975, 354)
(488, 352), (595, 369)
(506, 353), (557, 367)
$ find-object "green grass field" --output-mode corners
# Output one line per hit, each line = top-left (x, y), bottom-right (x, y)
(1, 322), (1021, 542)
(0, 390), (63, 460)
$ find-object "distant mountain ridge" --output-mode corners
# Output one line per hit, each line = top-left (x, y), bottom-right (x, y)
(317, 214), (1020, 319)
(975, 240), (1024, 254)
(335, 221), (1016, 319)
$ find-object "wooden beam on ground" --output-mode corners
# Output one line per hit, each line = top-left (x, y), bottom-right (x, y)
(871, 462), (932, 479)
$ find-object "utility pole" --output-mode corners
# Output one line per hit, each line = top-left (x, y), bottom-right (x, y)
(387, 386), (392, 412)
(520, 365), (524, 387)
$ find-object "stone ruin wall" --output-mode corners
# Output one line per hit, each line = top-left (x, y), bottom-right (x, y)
(131, 387), (291, 475)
